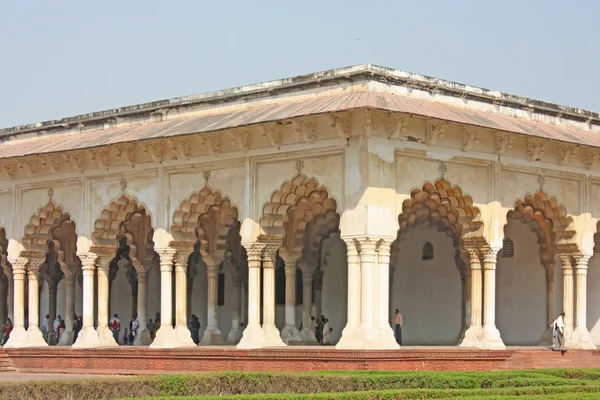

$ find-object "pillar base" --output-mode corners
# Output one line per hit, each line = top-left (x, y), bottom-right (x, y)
(4, 327), (47, 348)
(175, 326), (196, 347)
(459, 325), (485, 348)
(280, 325), (302, 343)
(482, 325), (505, 350)
(133, 327), (153, 346)
(57, 330), (74, 346)
(570, 327), (597, 350)
(336, 325), (363, 349)
(236, 323), (267, 349)
(96, 326), (118, 347)
(72, 327), (102, 348)
(377, 325), (399, 349)
(300, 328), (317, 343)
(262, 323), (285, 347)
(150, 325), (183, 348)
(199, 326), (223, 345)
(227, 327), (243, 344)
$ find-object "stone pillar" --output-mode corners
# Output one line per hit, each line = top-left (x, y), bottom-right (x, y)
(262, 246), (285, 346)
(95, 257), (117, 346)
(5, 268), (13, 322)
(559, 255), (575, 345)
(460, 249), (484, 348)
(299, 265), (316, 343)
(337, 240), (362, 349)
(227, 276), (243, 343)
(279, 253), (301, 343)
(237, 244), (267, 349)
(200, 257), (222, 345)
(58, 268), (77, 346)
(150, 248), (182, 348)
(72, 254), (101, 348)
(375, 240), (398, 348)
(173, 253), (195, 345)
(4, 258), (29, 347)
(133, 265), (153, 345)
(357, 240), (380, 346)
(314, 280), (322, 324)
(24, 260), (47, 346)
(481, 248), (505, 349)
(571, 255), (595, 349)
(539, 264), (555, 346)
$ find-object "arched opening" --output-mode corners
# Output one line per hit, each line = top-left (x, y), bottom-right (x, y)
(91, 195), (157, 345)
(170, 186), (242, 345)
(391, 178), (485, 345)
(23, 202), (80, 345)
(497, 192), (576, 345)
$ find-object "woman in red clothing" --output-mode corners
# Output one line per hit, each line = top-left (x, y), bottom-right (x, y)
(1, 318), (12, 345)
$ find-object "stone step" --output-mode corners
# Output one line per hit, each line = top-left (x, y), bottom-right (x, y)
(0, 350), (16, 372)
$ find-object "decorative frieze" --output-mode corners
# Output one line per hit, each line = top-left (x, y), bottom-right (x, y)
(198, 133), (221, 155)
(461, 128), (479, 152)
(295, 120), (316, 144)
(494, 132), (514, 156)
(229, 130), (250, 152)
(261, 125), (281, 148)
(557, 143), (577, 166)
(329, 113), (351, 140)
(526, 138), (546, 162)
(387, 114), (411, 140)
(424, 120), (446, 146)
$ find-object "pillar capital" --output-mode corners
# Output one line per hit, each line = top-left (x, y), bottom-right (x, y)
(482, 248), (497, 270)
(576, 255), (590, 270)
(96, 256), (112, 271)
(77, 253), (98, 271)
(9, 257), (28, 274)
(243, 243), (265, 263)
(261, 244), (278, 263)
(558, 254), (573, 269)
(26, 258), (44, 276)
(156, 247), (176, 272)
(467, 248), (481, 270)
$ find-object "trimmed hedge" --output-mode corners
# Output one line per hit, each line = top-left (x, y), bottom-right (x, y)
(0, 369), (599, 400)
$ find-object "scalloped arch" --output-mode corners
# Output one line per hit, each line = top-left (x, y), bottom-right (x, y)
(301, 209), (340, 263)
(507, 191), (577, 265)
(171, 186), (239, 260)
(92, 194), (153, 249)
(23, 201), (73, 254)
(260, 175), (337, 252)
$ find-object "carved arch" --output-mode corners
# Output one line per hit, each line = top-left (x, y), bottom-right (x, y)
(23, 202), (73, 254)
(393, 178), (486, 275)
(260, 175), (337, 253)
(171, 186), (239, 261)
(507, 192), (577, 267)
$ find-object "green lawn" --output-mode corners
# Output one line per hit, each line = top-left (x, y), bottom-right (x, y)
(3, 369), (600, 399)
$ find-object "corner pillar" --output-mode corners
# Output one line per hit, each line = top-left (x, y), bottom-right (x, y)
(72, 253), (102, 348)
(459, 249), (484, 348)
(559, 254), (575, 346)
(262, 246), (285, 346)
(298, 260), (317, 343)
(133, 264), (153, 346)
(539, 263), (556, 346)
(375, 240), (398, 348)
(150, 248), (182, 348)
(96, 257), (117, 346)
(571, 255), (595, 349)
(336, 239), (362, 349)
(24, 259), (47, 346)
(57, 267), (77, 346)
(237, 244), (268, 349)
(200, 256), (223, 345)
(481, 248), (505, 349)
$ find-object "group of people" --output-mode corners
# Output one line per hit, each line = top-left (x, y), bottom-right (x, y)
(311, 315), (332, 345)
(109, 314), (164, 345)
(41, 314), (83, 345)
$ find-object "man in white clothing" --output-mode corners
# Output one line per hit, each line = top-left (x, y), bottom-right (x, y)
(41, 314), (50, 343)
(553, 312), (566, 355)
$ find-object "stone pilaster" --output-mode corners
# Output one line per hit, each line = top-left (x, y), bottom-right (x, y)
(336, 239), (362, 349)
(237, 244), (268, 349)
(72, 253), (102, 348)
(96, 257), (118, 346)
(356, 238), (381, 347)
(133, 265), (153, 345)
(25, 259), (47, 346)
(375, 240), (398, 348)
(278, 251), (301, 343)
(150, 248), (181, 348)
(200, 257), (223, 345)
(262, 245), (285, 346)
(558, 255), (575, 346)
(481, 248), (505, 349)
(58, 268), (77, 346)
(459, 249), (484, 348)
(571, 255), (595, 349)
(4, 258), (28, 348)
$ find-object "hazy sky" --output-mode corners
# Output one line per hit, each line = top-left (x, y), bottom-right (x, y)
(1, 0), (598, 128)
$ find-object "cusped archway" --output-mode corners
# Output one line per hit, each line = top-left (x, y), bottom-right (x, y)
(391, 178), (485, 345)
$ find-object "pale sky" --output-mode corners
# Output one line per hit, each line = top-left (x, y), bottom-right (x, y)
(1, 0), (598, 128)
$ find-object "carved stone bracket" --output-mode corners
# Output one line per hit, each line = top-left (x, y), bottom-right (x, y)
(585, 149), (600, 170)
(425, 120), (446, 146)
(91, 148), (111, 168)
(63, 151), (86, 170)
(387, 114), (411, 140)
(494, 132), (515, 156)
(166, 138), (192, 160)
(229, 130), (250, 152)
(295, 120), (316, 144)
(329, 113), (351, 139)
(198, 133), (221, 155)
(461, 127), (479, 152)
(526, 138), (546, 162)
(557, 143), (577, 166)
(0, 161), (17, 179)
(17, 159), (40, 176)
(142, 142), (164, 163)
(114, 144), (137, 165)
(262, 125), (281, 148)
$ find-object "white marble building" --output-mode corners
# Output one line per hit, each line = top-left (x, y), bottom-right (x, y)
(0, 64), (599, 350)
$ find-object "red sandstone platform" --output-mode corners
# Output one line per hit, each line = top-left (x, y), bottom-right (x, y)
(2, 346), (600, 374)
